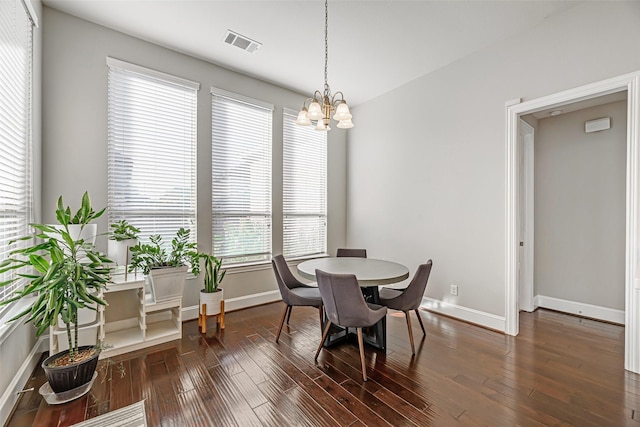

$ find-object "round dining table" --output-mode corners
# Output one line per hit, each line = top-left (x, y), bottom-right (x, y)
(297, 257), (409, 351)
(297, 257), (409, 286)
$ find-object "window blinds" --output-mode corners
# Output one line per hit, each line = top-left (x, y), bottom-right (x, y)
(0, 0), (33, 305)
(282, 108), (327, 258)
(107, 58), (199, 247)
(211, 88), (273, 265)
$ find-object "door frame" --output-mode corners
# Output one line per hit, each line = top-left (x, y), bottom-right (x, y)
(505, 71), (640, 373)
(518, 119), (535, 313)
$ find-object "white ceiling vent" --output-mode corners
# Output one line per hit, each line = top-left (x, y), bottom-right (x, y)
(224, 30), (261, 53)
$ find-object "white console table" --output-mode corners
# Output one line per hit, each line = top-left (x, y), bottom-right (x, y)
(49, 273), (183, 359)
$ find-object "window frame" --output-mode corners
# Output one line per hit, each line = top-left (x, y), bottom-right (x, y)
(211, 87), (273, 267)
(282, 108), (328, 259)
(106, 57), (199, 249)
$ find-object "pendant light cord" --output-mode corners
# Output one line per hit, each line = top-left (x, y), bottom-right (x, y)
(324, 0), (330, 94)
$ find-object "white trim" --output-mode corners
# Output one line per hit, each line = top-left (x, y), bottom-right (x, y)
(420, 297), (505, 332)
(0, 297), (37, 345)
(519, 120), (535, 312)
(21, 0), (38, 27)
(182, 290), (281, 321)
(210, 87), (274, 111)
(505, 70), (640, 373)
(534, 295), (624, 325)
(0, 336), (46, 427)
(106, 57), (200, 90)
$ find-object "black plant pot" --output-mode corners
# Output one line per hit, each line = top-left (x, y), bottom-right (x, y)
(42, 345), (100, 393)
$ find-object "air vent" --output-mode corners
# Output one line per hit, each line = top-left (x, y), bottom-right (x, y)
(224, 30), (261, 53)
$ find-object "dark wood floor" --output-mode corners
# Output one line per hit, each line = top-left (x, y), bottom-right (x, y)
(6, 303), (640, 426)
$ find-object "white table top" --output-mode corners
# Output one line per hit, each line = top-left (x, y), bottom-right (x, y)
(297, 257), (409, 286)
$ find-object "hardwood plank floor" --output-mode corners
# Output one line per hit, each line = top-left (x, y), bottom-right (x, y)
(6, 304), (640, 426)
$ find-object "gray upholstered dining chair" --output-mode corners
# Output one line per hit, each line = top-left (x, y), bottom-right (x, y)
(314, 269), (387, 381)
(336, 248), (367, 258)
(378, 260), (433, 354)
(272, 255), (323, 343)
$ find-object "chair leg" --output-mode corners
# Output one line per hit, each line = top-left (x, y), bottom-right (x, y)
(318, 305), (324, 332)
(276, 304), (291, 343)
(357, 327), (367, 381)
(405, 311), (415, 354)
(415, 308), (426, 336)
(315, 321), (333, 360)
(286, 304), (293, 325)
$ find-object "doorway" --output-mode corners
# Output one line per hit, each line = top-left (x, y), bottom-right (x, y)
(505, 70), (640, 373)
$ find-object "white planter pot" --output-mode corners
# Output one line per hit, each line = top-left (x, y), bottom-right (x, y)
(148, 266), (188, 303)
(107, 238), (138, 267)
(50, 224), (98, 245)
(200, 288), (224, 316)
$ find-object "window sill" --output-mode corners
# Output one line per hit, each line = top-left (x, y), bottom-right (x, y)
(0, 297), (36, 346)
(224, 261), (272, 275)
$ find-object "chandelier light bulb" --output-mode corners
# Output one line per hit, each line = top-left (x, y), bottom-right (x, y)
(333, 101), (352, 121)
(295, 108), (312, 126)
(307, 101), (324, 120)
(315, 119), (330, 132)
(337, 119), (354, 129)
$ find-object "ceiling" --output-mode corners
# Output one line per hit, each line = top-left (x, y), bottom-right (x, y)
(42, 0), (581, 106)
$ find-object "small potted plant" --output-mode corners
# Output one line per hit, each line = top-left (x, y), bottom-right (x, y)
(129, 228), (200, 302)
(0, 192), (111, 396)
(107, 220), (140, 274)
(198, 254), (226, 331)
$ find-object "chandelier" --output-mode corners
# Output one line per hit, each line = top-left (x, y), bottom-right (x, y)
(295, 0), (353, 131)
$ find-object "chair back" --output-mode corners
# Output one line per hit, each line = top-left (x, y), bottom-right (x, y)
(336, 248), (367, 258)
(272, 255), (304, 306)
(272, 255), (305, 289)
(316, 269), (385, 328)
(397, 260), (433, 311)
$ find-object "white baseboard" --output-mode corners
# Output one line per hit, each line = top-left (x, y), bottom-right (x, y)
(0, 336), (47, 427)
(420, 297), (506, 332)
(182, 290), (281, 321)
(534, 295), (624, 325)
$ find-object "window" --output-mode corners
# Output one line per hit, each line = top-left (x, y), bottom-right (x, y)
(107, 58), (198, 246)
(282, 108), (327, 258)
(0, 0), (34, 305)
(211, 88), (272, 265)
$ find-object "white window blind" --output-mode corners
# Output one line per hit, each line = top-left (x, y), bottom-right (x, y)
(211, 88), (272, 265)
(0, 0), (33, 305)
(283, 108), (327, 258)
(107, 58), (199, 247)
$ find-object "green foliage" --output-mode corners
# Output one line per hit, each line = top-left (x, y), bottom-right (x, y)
(129, 228), (201, 276)
(0, 192), (111, 362)
(109, 220), (140, 241)
(201, 254), (226, 293)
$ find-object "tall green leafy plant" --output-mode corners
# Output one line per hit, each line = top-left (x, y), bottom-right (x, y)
(0, 192), (112, 362)
(129, 227), (200, 276)
(109, 220), (140, 241)
(202, 254), (226, 293)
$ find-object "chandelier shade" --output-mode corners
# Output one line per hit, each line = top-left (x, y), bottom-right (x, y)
(296, 0), (353, 132)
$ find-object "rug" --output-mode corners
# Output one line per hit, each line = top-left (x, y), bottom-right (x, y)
(71, 400), (147, 427)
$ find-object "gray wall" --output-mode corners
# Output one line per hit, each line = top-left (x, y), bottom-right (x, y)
(534, 101), (626, 310)
(41, 7), (347, 307)
(347, 2), (640, 319)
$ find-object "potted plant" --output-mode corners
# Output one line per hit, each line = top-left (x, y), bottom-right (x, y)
(107, 220), (140, 274)
(129, 228), (200, 302)
(0, 192), (111, 395)
(199, 254), (226, 330)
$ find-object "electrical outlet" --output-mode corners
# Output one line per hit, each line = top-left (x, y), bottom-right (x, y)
(450, 284), (458, 296)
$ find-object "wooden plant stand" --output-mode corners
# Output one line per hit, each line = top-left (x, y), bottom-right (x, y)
(198, 301), (225, 333)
